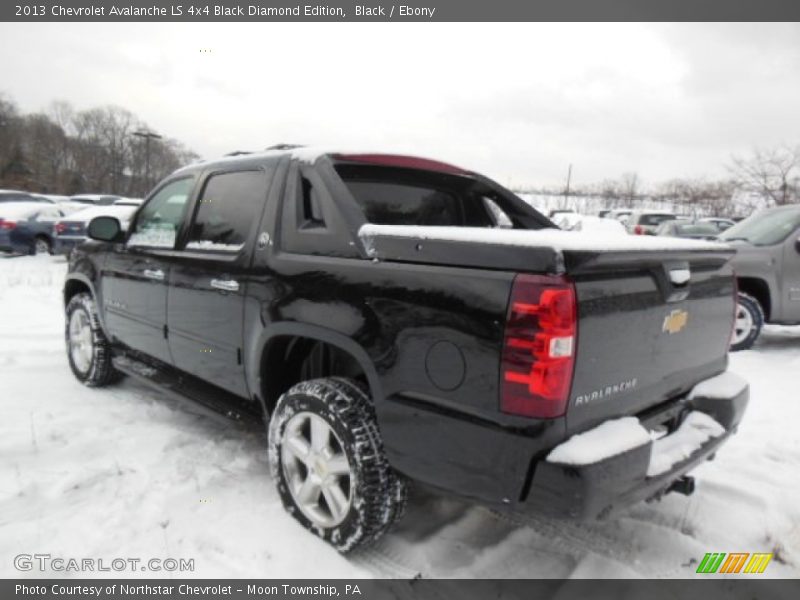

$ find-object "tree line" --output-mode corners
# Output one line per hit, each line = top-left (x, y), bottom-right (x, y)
(0, 92), (199, 198)
(519, 145), (800, 217)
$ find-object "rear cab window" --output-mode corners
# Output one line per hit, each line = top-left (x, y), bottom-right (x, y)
(334, 163), (519, 228)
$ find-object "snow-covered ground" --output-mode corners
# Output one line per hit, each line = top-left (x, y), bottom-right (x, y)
(1, 255), (798, 579)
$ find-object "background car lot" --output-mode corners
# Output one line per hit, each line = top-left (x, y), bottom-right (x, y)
(0, 202), (63, 255)
(0, 255), (797, 578)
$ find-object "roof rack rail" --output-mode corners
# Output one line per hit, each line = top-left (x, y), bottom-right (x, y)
(224, 150), (252, 156)
(265, 144), (305, 151)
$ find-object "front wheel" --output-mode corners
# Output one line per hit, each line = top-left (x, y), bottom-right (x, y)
(730, 292), (764, 352)
(65, 292), (122, 386)
(268, 377), (407, 553)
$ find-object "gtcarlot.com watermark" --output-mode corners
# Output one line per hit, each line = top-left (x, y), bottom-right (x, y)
(14, 553), (194, 573)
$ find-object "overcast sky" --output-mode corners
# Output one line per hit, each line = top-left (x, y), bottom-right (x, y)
(1, 22), (799, 188)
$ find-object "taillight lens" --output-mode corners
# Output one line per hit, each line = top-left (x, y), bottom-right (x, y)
(634, 225), (644, 235)
(54, 222), (67, 234)
(501, 274), (577, 418)
(0, 219), (16, 230)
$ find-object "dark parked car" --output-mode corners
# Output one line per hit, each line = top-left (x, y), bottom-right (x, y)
(654, 221), (720, 240)
(0, 202), (64, 255)
(719, 204), (800, 351)
(53, 204), (140, 255)
(64, 149), (748, 552)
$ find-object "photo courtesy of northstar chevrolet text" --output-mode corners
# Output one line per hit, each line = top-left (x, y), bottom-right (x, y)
(1, 0), (799, 590)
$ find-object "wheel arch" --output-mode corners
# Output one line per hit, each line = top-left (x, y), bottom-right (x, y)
(249, 322), (383, 420)
(64, 273), (94, 306)
(736, 276), (772, 321)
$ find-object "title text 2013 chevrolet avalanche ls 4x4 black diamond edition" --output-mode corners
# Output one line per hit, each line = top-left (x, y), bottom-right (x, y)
(63, 148), (749, 552)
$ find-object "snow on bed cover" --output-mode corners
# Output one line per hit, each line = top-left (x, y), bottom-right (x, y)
(647, 412), (725, 477)
(688, 371), (748, 400)
(358, 224), (726, 256)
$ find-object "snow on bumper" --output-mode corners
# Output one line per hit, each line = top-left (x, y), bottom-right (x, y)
(524, 371), (749, 519)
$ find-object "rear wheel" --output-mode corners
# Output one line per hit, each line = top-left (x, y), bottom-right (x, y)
(730, 292), (764, 352)
(32, 236), (51, 255)
(65, 292), (122, 386)
(268, 377), (407, 552)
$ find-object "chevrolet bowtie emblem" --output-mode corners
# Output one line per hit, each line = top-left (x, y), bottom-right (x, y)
(663, 309), (689, 334)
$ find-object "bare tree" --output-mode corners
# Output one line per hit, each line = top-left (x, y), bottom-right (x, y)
(0, 91), (200, 196)
(620, 172), (640, 207)
(729, 145), (800, 206)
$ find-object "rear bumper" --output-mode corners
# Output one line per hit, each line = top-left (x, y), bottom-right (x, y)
(523, 374), (749, 519)
(0, 234), (28, 254)
(53, 237), (83, 254)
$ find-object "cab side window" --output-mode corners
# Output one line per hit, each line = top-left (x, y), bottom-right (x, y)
(185, 170), (265, 252)
(128, 178), (194, 249)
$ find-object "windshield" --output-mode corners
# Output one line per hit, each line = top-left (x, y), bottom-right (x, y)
(719, 206), (800, 246)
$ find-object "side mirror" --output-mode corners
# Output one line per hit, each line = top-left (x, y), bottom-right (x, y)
(795, 236), (800, 254)
(87, 216), (124, 242)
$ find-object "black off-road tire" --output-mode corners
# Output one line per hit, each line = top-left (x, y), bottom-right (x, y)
(65, 292), (123, 386)
(730, 292), (764, 352)
(268, 377), (407, 553)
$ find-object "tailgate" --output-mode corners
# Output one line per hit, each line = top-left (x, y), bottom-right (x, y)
(565, 249), (736, 433)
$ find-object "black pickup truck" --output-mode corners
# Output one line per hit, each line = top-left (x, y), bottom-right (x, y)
(63, 148), (749, 552)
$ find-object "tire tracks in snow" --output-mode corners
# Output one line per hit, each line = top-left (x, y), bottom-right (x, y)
(351, 497), (701, 578)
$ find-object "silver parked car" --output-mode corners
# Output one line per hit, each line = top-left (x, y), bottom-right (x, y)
(720, 204), (800, 350)
(626, 210), (678, 235)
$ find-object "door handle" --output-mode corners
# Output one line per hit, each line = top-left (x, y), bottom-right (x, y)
(210, 278), (240, 292)
(143, 269), (165, 281)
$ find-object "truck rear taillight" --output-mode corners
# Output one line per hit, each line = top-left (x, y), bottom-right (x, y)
(0, 220), (16, 230)
(501, 274), (577, 419)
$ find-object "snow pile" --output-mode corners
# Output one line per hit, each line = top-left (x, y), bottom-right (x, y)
(1, 257), (798, 578)
(546, 417), (651, 465)
(688, 371), (748, 400)
(358, 224), (727, 259)
(647, 412), (726, 477)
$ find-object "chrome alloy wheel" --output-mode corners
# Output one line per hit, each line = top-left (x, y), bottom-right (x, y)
(731, 301), (754, 346)
(281, 412), (353, 528)
(68, 309), (93, 374)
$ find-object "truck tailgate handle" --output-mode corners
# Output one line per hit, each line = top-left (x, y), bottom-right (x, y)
(211, 278), (240, 292)
(143, 269), (165, 281)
